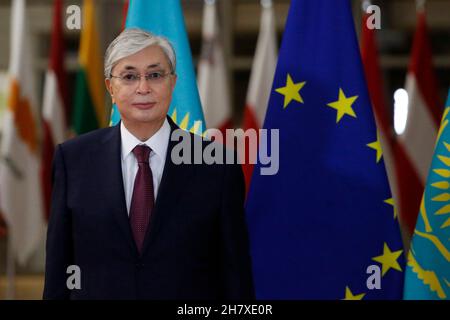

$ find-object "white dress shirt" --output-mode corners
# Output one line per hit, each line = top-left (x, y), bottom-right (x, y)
(120, 119), (171, 215)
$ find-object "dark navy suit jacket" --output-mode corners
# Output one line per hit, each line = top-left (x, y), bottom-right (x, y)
(43, 117), (254, 300)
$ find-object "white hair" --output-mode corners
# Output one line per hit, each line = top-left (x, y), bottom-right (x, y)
(104, 28), (176, 78)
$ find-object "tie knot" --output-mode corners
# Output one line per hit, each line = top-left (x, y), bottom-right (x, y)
(132, 145), (151, 164)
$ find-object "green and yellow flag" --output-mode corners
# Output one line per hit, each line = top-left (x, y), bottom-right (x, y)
(404, 89), (450, 300)
(72, 0), (107, 134)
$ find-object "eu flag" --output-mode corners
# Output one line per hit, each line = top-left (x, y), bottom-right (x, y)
(110, 0), (205, 134)
(245, 0), (405, 299)
(404, 90), (450, 300)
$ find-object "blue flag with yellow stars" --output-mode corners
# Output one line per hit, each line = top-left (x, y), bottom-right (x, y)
(404, 90), (450, 300)
(109, 0), (205, 134)
(245, 0), (405, 299)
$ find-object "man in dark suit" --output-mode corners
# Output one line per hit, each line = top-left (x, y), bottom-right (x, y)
(43, 28), (254, 300)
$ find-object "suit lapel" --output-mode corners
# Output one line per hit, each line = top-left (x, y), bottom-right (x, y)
(94, 118), (194, 258)
(96, 123), (139, 256)
(141, 117), (194, 255)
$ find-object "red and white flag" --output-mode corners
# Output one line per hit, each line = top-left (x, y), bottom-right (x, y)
(397, 10), (442, 236)
(0, 0), (45, 265)
(0, 212), (6, 238)
(197, 0), (232, 132)
(122, 0), (129, 30)
(360, 10), (399, 218)
(41, 0), (69, 220)
(241, 1), (277, 189)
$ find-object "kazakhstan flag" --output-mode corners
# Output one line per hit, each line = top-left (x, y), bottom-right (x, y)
(110, 0), (205, 134)
(245, 0), (405, 299)
(404, 90), (450, 300)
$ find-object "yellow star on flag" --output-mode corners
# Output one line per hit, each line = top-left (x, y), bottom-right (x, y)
(275, 74), (306, 109)
(342, 286), (365, 300)
(384, 198), (398, 219)
(372, 243), (403, 276)
(326, 88), (358, 123)
(367, 132), (383, 163)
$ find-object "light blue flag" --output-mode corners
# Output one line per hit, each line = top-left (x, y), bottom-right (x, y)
(110, 0), (205, 134)
(404, 89), (450, 300)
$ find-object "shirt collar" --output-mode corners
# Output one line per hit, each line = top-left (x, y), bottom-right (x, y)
(120, 118), (171, 162)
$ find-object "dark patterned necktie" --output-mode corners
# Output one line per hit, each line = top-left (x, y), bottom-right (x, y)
(129, 145), (154, 254)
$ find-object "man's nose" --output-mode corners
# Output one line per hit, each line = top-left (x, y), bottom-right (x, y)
(136, 76), (151, 94)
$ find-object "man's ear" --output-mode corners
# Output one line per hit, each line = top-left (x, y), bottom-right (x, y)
(170, 74), (177, 91)
(105, 78), (115, 103)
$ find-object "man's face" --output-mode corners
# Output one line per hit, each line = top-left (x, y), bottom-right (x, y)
(106, 45), (177, 127)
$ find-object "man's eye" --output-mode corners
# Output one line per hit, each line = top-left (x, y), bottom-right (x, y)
(147, 72), (163, 79)
(122, 74), (138, 81)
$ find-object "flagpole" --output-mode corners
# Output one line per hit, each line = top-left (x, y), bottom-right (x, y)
(5, 233), (15, 299)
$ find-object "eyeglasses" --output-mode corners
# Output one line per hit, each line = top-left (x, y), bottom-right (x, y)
(110, 71), (174, 87)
